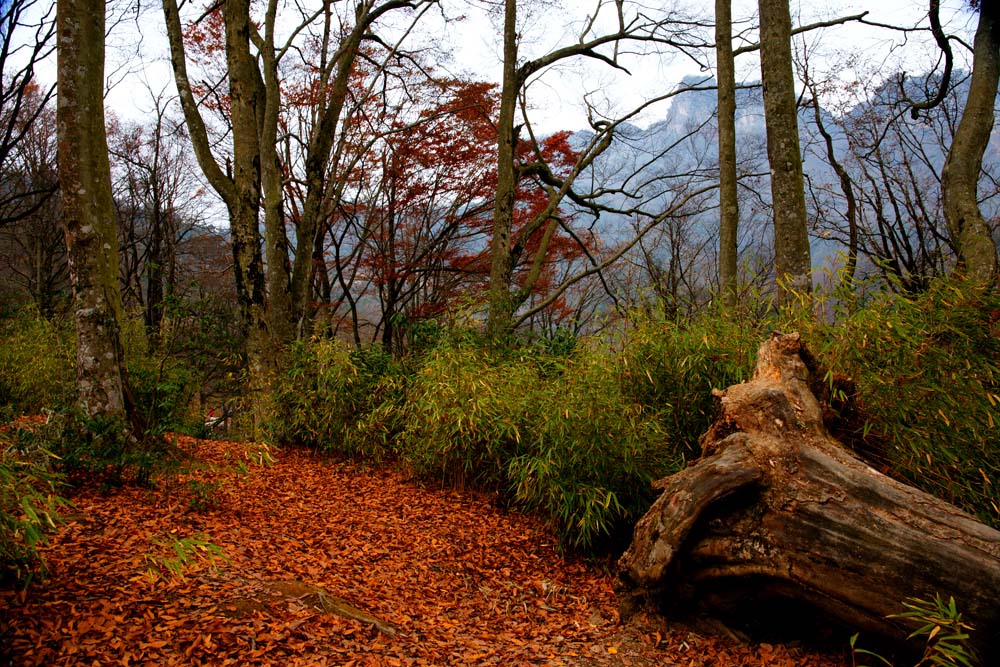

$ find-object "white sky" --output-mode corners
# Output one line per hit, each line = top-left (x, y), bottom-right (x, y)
(28, 0), (981, 133)
(406, 0), (978, 131)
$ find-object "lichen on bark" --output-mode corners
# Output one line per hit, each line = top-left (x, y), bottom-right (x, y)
(57, 0), (131, 423)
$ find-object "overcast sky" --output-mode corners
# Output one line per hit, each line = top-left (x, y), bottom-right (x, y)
(76, 0), (982, 133)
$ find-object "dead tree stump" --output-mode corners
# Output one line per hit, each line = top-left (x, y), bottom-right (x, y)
(618, 333), (1000, 659)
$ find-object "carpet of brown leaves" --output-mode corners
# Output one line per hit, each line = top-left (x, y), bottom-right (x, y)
(1, 437), (850, 666)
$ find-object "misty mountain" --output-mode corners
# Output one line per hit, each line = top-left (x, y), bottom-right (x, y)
(570, 70), (1000, 278)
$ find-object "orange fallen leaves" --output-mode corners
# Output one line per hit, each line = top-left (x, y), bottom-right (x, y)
(1, 436), (848, 666)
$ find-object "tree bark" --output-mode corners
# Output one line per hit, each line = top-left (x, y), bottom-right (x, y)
(289, 19), (365, 339)
(618, 333), (1000, 661)
(223, 0), (274, 426)
(941, 6), (999, 285)
(716, 0), (739, 310)
(255, 0), (294, 346)
(56, 0), (132, 423)
(485, 0), (520, 342)
(758, 0), (811, 301)
(162, 0), (273, 420)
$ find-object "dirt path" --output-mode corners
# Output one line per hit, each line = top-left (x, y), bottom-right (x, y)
(1, 437), (847, 666)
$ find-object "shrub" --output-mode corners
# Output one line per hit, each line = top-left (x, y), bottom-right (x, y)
(0, 309), (74, 414)
(399, 340), (683, 550)
(804, 280), (1000, 527)
(400, 343), (541, 490)
(267, 340), (403, 459)
(156, 292), (247, 427)
(37, 410), (178, 487)
(851, 595), (980, 667)
(0, 427), (71, 584)
(619, 308), (761, 455)
(506, 347), (679, 550)
(128, 361), (200, 436)
(122, 315), (208, 436)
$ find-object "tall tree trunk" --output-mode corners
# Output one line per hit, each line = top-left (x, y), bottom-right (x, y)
(381, 287), (396, 354)
(486, 0), (520, 342)
(163, 0), (272, 429)
(258, 0), (294, 344)
(716, 0), (739, 310)
(224, 0), (273, 424)
(309, 224), (331, 335)
(261, 151), (293, 344)
(941, 6), (999, 284)
(163, 203), (177, 338)
(758, 0), (811, 302)
(56, 0), (134, 425)
(290, 24), (366, 338)
(145, 181), (165, 348)
(261, 135), (293, 346)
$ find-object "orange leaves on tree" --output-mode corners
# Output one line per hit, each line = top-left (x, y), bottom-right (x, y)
(183, 4), (226, 66)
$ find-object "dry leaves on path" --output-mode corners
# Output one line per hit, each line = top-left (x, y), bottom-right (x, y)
(1, 436), (849, 666)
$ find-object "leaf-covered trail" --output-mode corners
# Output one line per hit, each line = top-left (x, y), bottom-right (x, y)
(1, 437), (847, 666)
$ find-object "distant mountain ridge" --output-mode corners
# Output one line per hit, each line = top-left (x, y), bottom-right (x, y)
(568, 70), (1000, 270)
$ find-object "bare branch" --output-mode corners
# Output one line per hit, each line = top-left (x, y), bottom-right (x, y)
(732, 12), (869, 57)
(899, 0), (952, 119)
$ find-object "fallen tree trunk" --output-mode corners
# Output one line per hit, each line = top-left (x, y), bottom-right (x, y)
(618, 333), (1000, 660)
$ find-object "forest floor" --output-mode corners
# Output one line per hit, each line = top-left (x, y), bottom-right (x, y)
(1, 436), (850, 666)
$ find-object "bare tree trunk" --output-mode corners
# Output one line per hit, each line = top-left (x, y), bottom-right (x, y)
(145, 121), (166, 348)
(257, 0), (293, 344)
(758, 0), (811, 302)
(485, 0), (520, 342)
(289, 18), (366, 338)
(619, 333), (1000, 661)
(224, 0), (273, 427)
(56, 0), (133, 424)
(261, 121), (293, 347)
(716, 0), (739, 310)
(941, 7), (999, 284)
(310, 226), (332, 336)
(162, 0), (272, 411)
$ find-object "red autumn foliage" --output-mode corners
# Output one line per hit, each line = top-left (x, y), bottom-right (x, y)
(307, 68), (593, 340)
(182, 6), (226, 66)
(167, 2), (595, 337)
(335, 78), (500, 317)
(0, 436), (848, 666)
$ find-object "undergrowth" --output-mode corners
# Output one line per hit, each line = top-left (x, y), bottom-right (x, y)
(0, 309), (74, 413)
(0, 307), (227, 437)
(0, 309), (231, 585)
(0, 425), (71, 584)
(399, 341), (680, 551)
(4, 275), (997, 558)
(806, 281), (1000, 526)
(267, 276), (1000, 552)
(851, 595), (980, 667)
(266, 341), (405, 461)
